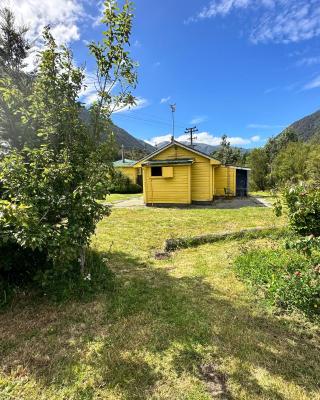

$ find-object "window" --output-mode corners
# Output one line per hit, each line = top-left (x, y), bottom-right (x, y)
(151, 166), (162, 176)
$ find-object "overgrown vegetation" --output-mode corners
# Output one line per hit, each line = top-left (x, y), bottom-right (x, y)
(248, 129), (320, 190)
(235, 246), (320, 317)
(235, 182), (320, 318)
(108, 170), (142, 194)
(164, 227), (286, 252)
(211, 134), (247, 166)
(275, 182), (320, 238)
(0, 248), (115, 307)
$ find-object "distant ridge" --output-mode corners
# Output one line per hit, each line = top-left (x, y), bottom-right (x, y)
(109, 123), (155, 153)
(80, 109), (154, 153)
(277, 109), (320, 142)
(154, 141), (250, 156)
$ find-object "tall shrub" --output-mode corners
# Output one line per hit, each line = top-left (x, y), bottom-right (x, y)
(0, 1), (137, 283)
(275, 182), (320, 254)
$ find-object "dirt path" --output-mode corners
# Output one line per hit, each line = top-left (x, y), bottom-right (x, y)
(111, 197), (145, 208)
(111, 196), (272, 209)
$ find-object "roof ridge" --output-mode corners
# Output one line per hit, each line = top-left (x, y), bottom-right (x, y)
(134, 140), (221, 165)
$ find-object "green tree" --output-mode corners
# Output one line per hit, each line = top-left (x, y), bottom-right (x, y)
(211, 134), (241, 165)
(0, 0), (137, 281)
(247, 148), (269, 191)
(265, 129), (298, 165)
(0, 7), (30, 74)
(0, 28), (108, 274)
(88, 0), (137, 142)
(271, 142), (309, 185)
(306, 145), (320, 183)
(0, 7), (33, 148)
(274, 182), (320, 255)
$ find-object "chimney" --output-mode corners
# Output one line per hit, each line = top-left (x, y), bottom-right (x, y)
(171, 135), (174, 142)
(121, 144), (125, 163)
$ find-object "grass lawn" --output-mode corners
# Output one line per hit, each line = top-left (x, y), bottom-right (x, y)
(1, 205), (319, 399)
(105, 193), (143, 203)
(249, 191), (275, 197)
(249, 190), (278, 204)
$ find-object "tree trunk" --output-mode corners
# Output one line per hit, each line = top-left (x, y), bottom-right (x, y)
(80, 247), (86, 275)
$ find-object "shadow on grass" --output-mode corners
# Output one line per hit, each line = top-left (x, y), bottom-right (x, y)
(0, 250), (319, 399)
(147, 197), (268, 211)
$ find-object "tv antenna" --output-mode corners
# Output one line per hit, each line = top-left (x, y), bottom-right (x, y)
(170, 104), (176, 139)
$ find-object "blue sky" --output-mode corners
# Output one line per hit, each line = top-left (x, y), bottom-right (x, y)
(13, 0), (320, 148)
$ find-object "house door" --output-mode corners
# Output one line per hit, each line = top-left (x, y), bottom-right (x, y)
(137, 173), (143, 187)
(137, 168), (143, 187)
(236, 169), (248, 197)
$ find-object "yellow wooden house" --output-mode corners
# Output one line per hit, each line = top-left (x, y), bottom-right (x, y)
(113, 158), (139, 184)
(115, 140), (249, 205)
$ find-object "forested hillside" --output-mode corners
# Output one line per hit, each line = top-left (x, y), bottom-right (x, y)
(248, 123), (320, 191)
(277, 109), (320, 143)
(80, 109), (155, 155)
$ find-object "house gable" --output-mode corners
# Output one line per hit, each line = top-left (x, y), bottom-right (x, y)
(151, 143), (208, 163)
(134, 140), (221, 167)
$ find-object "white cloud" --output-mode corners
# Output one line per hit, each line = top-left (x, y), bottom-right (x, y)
(296, 56), (320, 66)
(195, 132), (222, 145)
(79, 71), (99, 104)
(92, 0), (104, 27)
(187, 0), (320, 44)
(197, 0), (253, 19)
(7, 0), (87, 71)
(250, 2), (320, 44)
(153, 61), (161, 68)
(228, 136), (251, 145)
(251, 135), (261, 142)
(160, 96), (171, 104)
(9, 0), (84, 45)
(145, 134), (173, 146)
(303, 75), (320, 90)
(190, 115), (207, 124)
(247, 123), (285, 129)
(146, 131), (255, 146)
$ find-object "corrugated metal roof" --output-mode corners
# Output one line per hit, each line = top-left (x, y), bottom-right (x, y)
(113, 159), (137, 167)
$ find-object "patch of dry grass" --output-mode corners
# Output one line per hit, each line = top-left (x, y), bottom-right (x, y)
(105, 193), (143, 203)
(1, 206), (319, 399)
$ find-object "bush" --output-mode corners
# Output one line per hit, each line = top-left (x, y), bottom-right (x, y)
(0, 248), (115, 307)
(234, 246), (320, 317)
(0, 0), (137, 297)
(270, 142), (309, 185)
(275, 182), (320, 237)
(0, 146), (110, 271)
(0, 240), (49, 285)
(108, 170), (142, 194)
(33, 249), (115, 303)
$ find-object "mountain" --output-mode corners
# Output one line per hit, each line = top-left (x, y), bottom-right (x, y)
(156, 141), (219, 154)
(156, 141), (250, 156)
(109, 123), (155, 153)
(278, 109), (320, 142)
(80, 109), (155, 153)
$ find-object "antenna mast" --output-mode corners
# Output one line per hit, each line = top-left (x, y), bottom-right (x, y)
(170, 104), (176, 140)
